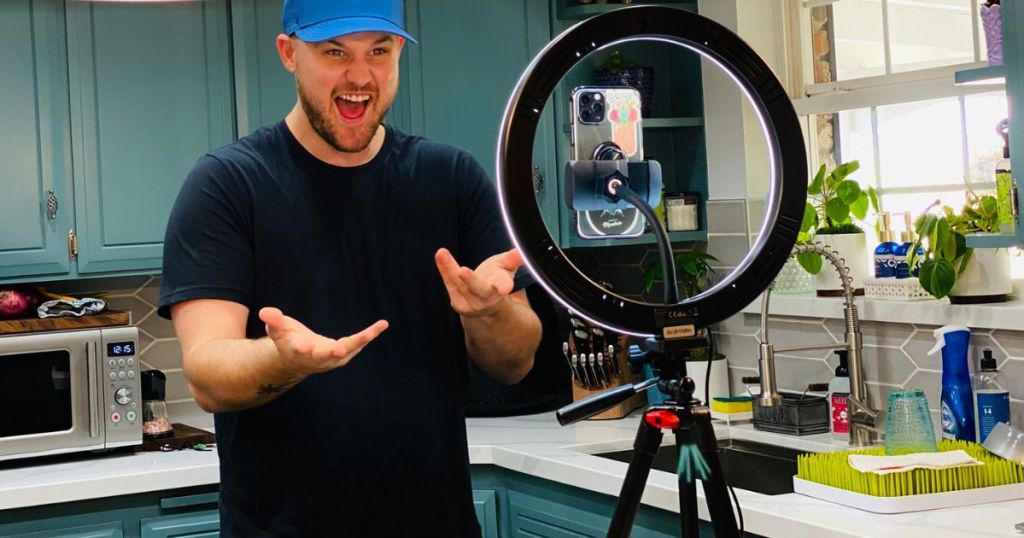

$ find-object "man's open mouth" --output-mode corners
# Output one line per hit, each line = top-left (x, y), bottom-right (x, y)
(336, 94), (371, 122)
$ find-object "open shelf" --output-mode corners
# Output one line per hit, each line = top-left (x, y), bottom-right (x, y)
(954, 64), (1006, 86)
(965, 232), (1020, 249)
(558, 1), (697, 21)
(565, 229), (706, 248)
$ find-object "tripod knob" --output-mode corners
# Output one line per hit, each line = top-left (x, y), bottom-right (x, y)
(679, 376), (695, 401)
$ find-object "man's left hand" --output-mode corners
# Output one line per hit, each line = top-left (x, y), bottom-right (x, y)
(435, 247), (523, 318)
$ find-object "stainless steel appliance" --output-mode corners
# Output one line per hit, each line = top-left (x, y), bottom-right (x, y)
(0, 326), (143, 461)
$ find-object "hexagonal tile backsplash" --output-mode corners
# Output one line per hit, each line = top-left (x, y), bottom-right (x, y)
(714, 312), (1024, 431)
(48, 275), (204, 422)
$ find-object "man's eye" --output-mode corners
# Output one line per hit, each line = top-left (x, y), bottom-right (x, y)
(372, 48), (390, 56)
(326, 49), (343, 57)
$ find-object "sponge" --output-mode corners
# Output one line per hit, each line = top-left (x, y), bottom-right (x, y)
(797, 439), (1024, 496)
(711, 396), (753, 414)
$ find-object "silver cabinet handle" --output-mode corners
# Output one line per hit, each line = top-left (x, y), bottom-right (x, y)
(532, 165), (543, 194)
(47, 189), (58, 220)
(86, 341), (100, 439)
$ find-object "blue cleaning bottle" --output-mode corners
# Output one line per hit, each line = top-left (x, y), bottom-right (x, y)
(874, 212), (899, 278)
(928, 326), (976, 442)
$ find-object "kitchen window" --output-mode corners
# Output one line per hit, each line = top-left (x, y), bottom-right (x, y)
(790, 0), (1018, 270)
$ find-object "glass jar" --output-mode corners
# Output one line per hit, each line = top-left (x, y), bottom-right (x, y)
(140, 370), (173, 440)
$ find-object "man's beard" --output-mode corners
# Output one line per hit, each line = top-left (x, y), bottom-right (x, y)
(297, 78), (390, 154)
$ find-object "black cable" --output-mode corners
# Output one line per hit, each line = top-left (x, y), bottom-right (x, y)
(710, 329), (744, 536)
(614, 182), (679, 304)
(728, 483), (745, 537)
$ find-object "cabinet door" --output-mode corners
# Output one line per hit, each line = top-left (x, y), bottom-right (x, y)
(231, 0), (296, 136)
(65, 1), (235, 274)
(0, 0), (75, 279)
(401, 0), (558, 194)
(139, 510), (219, 538)
(0, 521), (123, 538)
(473, 489), (500, 538)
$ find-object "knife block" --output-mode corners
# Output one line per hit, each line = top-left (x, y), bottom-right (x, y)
(570, 335), (647, 420)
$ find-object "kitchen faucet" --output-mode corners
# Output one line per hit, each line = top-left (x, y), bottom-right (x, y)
(756, 243), (881, 446)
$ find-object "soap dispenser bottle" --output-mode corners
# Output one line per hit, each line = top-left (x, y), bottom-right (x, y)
(829, 349), (851, 441)
(973, 348), (1010, 443)
(928, 326), (976, 442)
(874, 212), (898, 278)
(895, 212), (923, 278)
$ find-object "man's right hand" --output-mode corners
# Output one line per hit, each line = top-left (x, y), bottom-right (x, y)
(259, 307), (389, 376)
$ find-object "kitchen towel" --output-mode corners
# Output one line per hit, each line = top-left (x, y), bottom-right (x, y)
(37, 297), (106, 318)
(848, 450), (983, 475)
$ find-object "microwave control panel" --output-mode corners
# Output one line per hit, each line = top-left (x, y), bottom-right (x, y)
(100, 326), (143, 446)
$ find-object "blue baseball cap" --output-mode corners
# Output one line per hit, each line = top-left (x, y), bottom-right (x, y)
(282, 0), (417, 43)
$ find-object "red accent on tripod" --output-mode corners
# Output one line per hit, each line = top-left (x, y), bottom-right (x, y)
(643, 409), (679, 430)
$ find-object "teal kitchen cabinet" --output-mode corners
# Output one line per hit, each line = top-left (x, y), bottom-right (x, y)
(139, 512), (218, 538)
(473, 489), (500, 538)
(399, 0), (561, 224)
(0, 522), (124, 538)
(65, 0), (235, 275)
(549, 1), (709, 248)
(230, 0), (297, 136)
(0, 0), (75, 280)
(0, 0), (235, 283)
(0, 487), (218, 538)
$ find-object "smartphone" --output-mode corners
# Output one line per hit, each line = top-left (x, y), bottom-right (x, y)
(569, 86), (645, 239)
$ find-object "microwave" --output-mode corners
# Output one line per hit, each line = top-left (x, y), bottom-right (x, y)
(0, 326), (143, 462)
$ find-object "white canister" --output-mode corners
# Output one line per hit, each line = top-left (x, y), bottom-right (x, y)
(666, 193), (699, 232)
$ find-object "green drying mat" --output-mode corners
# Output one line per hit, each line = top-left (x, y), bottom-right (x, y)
(793, 440), (1024, 513)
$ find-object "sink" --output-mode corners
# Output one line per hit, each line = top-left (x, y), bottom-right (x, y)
(594, 438), (803, 496)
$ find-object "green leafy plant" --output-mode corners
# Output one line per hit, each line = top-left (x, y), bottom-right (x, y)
(796, 161), (879, 275)
(641, 251), (718, 298)
(906, 193), (1000, 299)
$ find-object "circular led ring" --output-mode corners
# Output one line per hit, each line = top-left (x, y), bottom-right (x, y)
(496, 6), (807, 337)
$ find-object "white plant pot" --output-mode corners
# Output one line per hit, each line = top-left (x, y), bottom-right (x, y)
(687, 358), (729, 403)
(949, 248), (1012, 303)
(813, 232), (870, 296)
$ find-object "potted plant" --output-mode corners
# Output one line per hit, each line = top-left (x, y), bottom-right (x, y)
(796, 160), (879, 296)
(641, 250), (717, 299)
(907, 194), (1012, 303)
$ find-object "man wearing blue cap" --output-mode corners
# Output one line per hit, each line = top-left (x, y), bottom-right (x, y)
(158, 1), (542, 536)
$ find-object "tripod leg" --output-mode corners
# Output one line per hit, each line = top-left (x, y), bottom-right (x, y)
(674, 429), (701, 538)
(692, 412), (739, 538)
(607, 419), (664, 538)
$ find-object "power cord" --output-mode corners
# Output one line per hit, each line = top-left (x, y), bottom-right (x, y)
(706, 329), (744, 537)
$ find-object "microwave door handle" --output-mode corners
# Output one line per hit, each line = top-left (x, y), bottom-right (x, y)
(86, 341), (100, 439)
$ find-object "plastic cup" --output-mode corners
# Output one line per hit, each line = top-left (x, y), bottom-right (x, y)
(981, 422), (1024, 464)
(884, 389), (938, 455)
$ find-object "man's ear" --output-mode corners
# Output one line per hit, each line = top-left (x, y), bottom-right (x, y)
(276, 34), (298, 73)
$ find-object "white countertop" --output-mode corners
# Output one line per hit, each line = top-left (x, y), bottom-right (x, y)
(1, 412), (1022, 538)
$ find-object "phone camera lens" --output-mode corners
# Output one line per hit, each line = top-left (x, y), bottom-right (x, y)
(580, 93), (592, 105)
(591, 102), (604, 114)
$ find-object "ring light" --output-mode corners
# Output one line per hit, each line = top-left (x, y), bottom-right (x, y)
(496, 5), (807, 338)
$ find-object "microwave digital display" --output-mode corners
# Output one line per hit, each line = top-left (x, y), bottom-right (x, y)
(107, 342), (136, 357)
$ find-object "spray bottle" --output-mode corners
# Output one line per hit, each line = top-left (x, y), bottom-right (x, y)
(928, 326), (976, 442)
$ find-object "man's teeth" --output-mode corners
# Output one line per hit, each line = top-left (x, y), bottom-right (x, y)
(339, 95), (370, 103)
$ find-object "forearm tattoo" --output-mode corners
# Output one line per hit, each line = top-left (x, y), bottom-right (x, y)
(256, 382), (292, 400)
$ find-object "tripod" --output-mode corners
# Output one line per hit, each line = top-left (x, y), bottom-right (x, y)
(556, 334), (739, 538)
(555, 163), (740, 537)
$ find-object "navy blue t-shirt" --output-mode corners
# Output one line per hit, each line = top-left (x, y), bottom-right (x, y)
(159, 122), (528, 537)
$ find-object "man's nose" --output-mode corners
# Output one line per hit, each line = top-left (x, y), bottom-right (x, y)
(344, 63), (373, 89)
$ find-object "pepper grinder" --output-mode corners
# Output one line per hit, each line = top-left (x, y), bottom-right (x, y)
(140, 370), (174, 440)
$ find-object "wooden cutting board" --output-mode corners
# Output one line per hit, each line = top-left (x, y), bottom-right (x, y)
(0, 310), (130, 335)
(136, 423), (216, 452)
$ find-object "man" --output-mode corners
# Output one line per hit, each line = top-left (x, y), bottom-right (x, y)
(158, 1), (542, 536)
